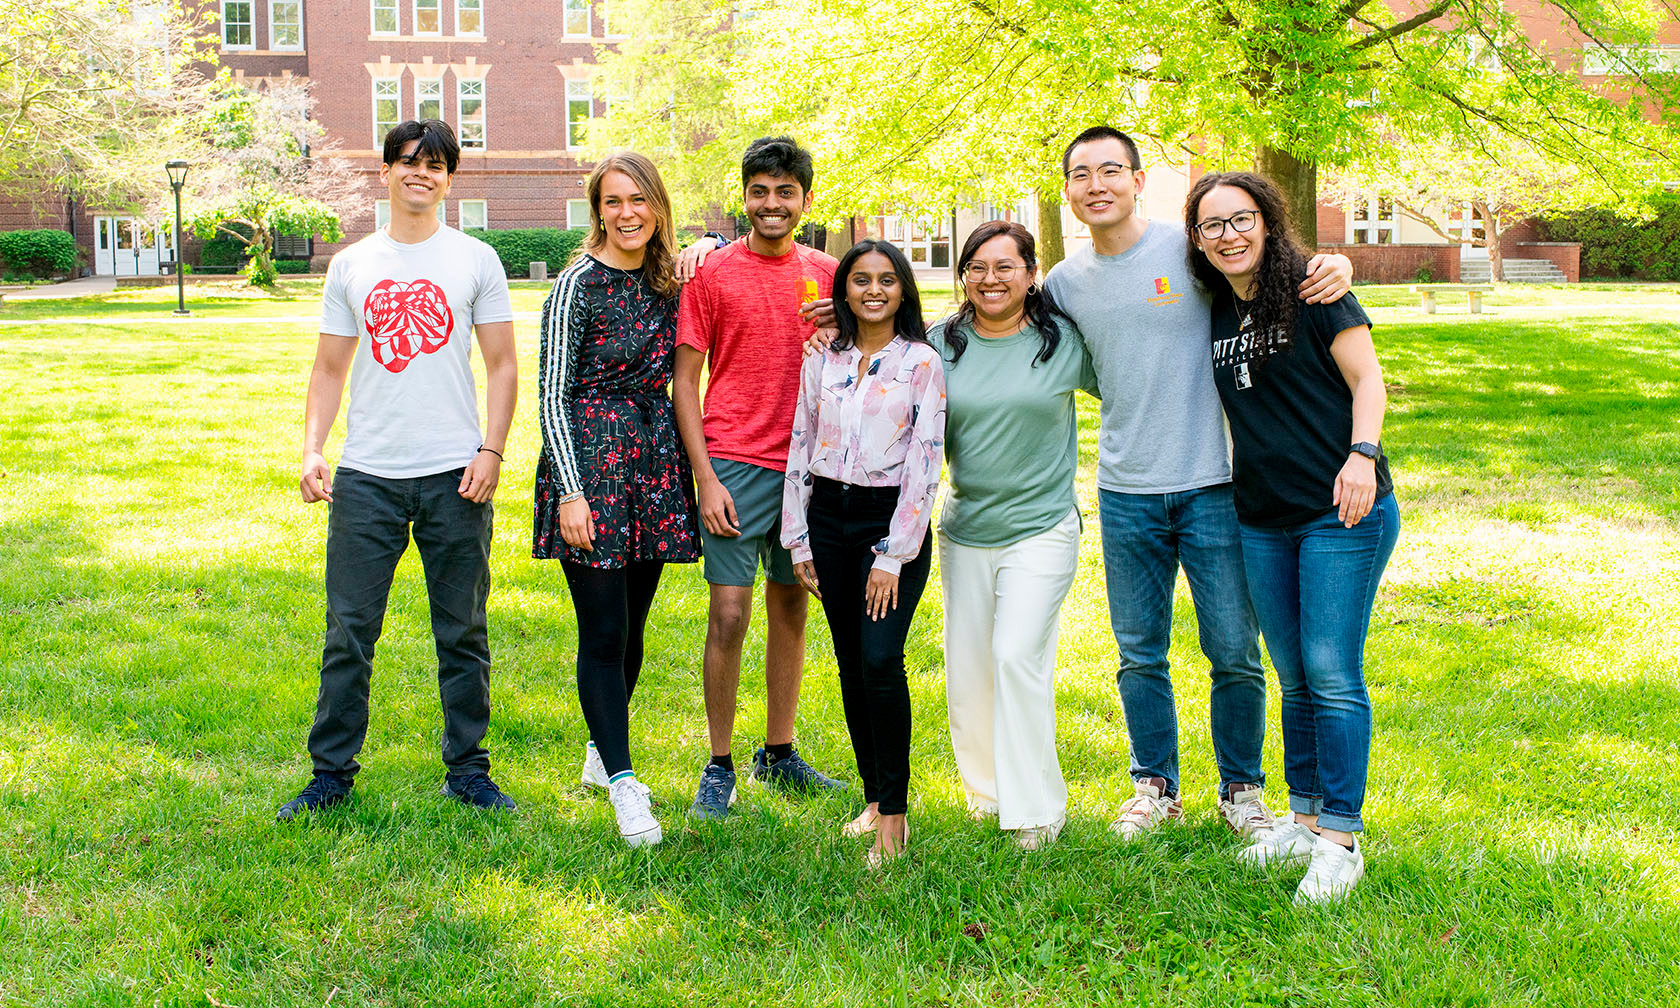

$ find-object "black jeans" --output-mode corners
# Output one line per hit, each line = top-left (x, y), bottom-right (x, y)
(561, 559), (665, 777)
(807, 477), (932, 816)
(309, 467), (494, 778)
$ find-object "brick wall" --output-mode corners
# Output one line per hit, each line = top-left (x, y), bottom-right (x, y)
(1318, 243), (1462, 284)
(1514, 242), (1582, 282)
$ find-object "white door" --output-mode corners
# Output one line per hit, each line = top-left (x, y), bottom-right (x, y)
(114, 219), (139, 276)
(95, 217), (115, 275)
(95, 216), (168, 276)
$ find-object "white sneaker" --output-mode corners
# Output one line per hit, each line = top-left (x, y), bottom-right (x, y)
(608, 776), (662, 847)
(1294, 833), (1364, 904)
(1237, 816), (1319, 868)
(581, 743), (651, 798)
(1219, 783), (1279, 840)
(1110, 777), (1184, 841)
(1016, 816), (1066, 852)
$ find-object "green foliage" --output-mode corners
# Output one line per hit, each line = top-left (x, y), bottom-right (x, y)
(199, 223), (254, 272)
(1540, 194), (1680, 280)
(274, 259), (312, 274)
(468, 227), (587, 277)
(1413, 264), (1435, 284)
(0, 229), (76, 279)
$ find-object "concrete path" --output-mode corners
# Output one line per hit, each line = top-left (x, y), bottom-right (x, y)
(1, 276), (117, 300)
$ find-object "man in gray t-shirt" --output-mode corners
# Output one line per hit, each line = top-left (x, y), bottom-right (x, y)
(1043, 126), (1350, 845)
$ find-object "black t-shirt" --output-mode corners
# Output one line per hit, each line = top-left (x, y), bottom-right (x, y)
(1210, 291), (1391, 527)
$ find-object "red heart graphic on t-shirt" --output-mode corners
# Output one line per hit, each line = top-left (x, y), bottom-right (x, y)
(363, 279), (454, 373)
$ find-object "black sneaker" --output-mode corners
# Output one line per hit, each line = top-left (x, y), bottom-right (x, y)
(750, 746), (845, 797)
(276, 772), (352, 822)
(442, 770), (517, 811)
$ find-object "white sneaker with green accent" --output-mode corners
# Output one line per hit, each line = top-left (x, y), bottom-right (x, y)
(1237, 816), (1319, 868)
(609, 776), (662, 847)
(1294, 833), (1364, 904)
(581, 742), (650, 798)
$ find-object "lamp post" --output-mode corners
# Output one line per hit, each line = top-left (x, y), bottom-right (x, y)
(165, 160), (190, 316)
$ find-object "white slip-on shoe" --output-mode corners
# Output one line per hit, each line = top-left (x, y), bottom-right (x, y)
(1219, 783), (1280, 840)
(609, 776), (663, 848)
(1110, 777), (1184, 841)
(1294, 833), (1364, 904)
(1016, 816), (1066, 852)
(1237, 815), (1320, 868)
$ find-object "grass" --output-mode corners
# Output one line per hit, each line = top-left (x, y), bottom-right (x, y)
(2, 283), (1679, 1006)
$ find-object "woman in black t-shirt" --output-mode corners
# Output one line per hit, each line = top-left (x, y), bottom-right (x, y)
(1184, 171), (1400, 905)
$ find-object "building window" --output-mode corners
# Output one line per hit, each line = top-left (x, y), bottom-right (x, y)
(1451, 202), (1486, 245)
(274, 231), (313, 258)
(563, 0), (589, 36)
(270, 0), (304, 48)
(1350, 197), (1395, 245)
(456, 0), (482, 34)
(415, 0), (440, 34)
(372, 0), (398, 33)
(460, 199), (488, 230)
(416, 77), (442, 122)
(373, 78), (400, 147)
(457, 78), (485, 148)
(221, 1), (253, 48)
(880, 213), (950, 268)
(565, 78), (591, 149)
(567, 199), (591, 230)
(600, 0), (619, 37)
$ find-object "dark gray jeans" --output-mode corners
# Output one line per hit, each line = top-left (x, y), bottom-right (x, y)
(309, 466), (495, 778)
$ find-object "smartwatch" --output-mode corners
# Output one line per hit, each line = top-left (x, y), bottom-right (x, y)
(1349, 441), (1381, 460)
(703, 231), (731, 249)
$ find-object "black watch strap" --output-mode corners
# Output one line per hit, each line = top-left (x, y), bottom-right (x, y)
(1350, 441), (1381, 460)
(703, 231), (731, 249)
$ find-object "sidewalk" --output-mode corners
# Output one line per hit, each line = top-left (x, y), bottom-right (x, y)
(1, 276), (118, 300)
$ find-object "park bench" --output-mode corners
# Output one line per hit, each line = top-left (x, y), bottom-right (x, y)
(1411, 284), (1493, 314)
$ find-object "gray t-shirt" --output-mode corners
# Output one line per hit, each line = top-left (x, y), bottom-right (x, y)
(1044, 221), (1231, 494)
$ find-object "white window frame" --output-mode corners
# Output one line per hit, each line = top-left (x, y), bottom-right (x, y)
(457, 77), (486, 149)
(455, 0), (483, 35)
(563, 0), (589, 37)
(1450, 201), (1486, 245)
(415, 76), (443, 123)
(372, 77), (401, 147)
(1349, 196), (1395, 245)
(882, 212), (951, 268)
(221, 1), (254, 49)
(566, 199), (591, 231)
(565, 78), (591, 149)
(269, 0), (304, 50)
(413, 0), (442, 35)
(371, 0), (398, 34)
(460, 199), (488, 230)
(600, 0), (623, 38)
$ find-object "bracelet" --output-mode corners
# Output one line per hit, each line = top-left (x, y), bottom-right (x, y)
(558, 491), (585, 504)
(477, 445), (504, 460)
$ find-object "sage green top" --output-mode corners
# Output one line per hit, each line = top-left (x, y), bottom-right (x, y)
(930, 317), (1100, 548)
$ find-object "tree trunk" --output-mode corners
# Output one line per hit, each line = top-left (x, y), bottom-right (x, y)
(1255, 146), (1318, 248)
(1037, 191), (1065, 272)
(1476, 200), (1503, 282)
(824, 218), (855, 260)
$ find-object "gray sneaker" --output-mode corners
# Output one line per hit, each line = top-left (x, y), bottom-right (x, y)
(688, 762), (737, 820)
(750, 746), (845, 797)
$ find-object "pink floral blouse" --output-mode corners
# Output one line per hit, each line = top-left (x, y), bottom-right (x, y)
(781, 336), (947, 574)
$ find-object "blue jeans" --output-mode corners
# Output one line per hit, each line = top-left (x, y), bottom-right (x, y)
(1098, 485), (1266, 799)
(1239, 494), (1399, 834)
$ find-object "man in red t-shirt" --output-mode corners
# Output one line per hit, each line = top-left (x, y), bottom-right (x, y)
(673, 136), (846, 818)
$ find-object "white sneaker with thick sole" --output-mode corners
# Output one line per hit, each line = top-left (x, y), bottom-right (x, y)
(1219, 783), (1280, 840)
(609, 776), (663, 847)
(1237, 816), (1319, 868)
(581, 743), (651, 798)
(1110, 778), (1184, 841)
(1016, 816), (1066, 852)
(1294, 833), (1364, 904)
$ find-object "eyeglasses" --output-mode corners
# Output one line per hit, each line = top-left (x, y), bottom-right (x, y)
(1063, 162), (1136, 186)
(1194, 210), (1260, 241)
(961, 261), (1022, 283)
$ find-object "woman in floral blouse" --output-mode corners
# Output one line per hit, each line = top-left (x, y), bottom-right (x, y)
(781, 239), (946, 867)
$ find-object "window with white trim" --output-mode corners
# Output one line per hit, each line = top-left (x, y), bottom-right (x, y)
(567, 199), (591, 230)
(416, 77), (443, 122)
(1350, 197), (1395, 245)
(563, 0), (589, 36)
(456, 0), (482, 35)
(460, 200), (488, 230)
(372, 0), (398, 33)
(373, 78), (401, 146)
(600, 0), (619, 37)
(221, 1), (254, 48)
(270, 0), (304, 49)
(415, 0), (441, 34)
(1450, 202), (1486, 245)
(457, 78), (485, 148)
(565, 78), (591, 149)
(881, 213), (950, 268)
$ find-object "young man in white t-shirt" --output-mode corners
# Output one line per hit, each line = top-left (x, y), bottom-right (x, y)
(277, 119), (519, 820)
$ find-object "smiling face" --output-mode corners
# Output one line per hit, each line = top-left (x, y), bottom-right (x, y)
(962, 234), (1034, 327)
(379, 139), (452, 216)
(743, 171), (811, 242)
(844, 250), (902, 331)
(596, 169), (654, 258)
(1192, 184), (1269, 296)
(1061, 136), (1143, 231)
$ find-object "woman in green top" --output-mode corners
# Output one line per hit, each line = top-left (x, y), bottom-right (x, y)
(935, 220), (1099, 851)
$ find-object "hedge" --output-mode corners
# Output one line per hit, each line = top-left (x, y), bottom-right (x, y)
(0, 229), (77, 279)
(275, 259), (312, 274)
(1539, 194), (1680, 281)
(466, 227), (586, 277)
(200, 224), (255, 271)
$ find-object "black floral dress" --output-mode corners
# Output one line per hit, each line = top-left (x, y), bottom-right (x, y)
(532, 255), (701, 567)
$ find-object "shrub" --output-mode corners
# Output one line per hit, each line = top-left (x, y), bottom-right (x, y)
(200, 223), (254, 272)
(274, 259), (312, 274)
(0, 229), (77, 279)
(467, 227), (586, 277)
(1539, 194), (1680, 281)
(1413, 264), (1435, 284)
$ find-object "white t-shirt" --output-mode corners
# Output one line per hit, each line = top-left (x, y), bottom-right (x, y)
(319, 225), (513, 479)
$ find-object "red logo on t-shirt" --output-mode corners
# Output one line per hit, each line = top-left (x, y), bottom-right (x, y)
(363, 279), (454, 373)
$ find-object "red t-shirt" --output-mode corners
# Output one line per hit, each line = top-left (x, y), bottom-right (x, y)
(676, 240), (838, 472)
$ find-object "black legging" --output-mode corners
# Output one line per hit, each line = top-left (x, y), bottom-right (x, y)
(806, 478), (932, 817)
(562, 559), (665, 777)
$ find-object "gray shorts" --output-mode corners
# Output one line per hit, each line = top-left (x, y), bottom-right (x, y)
(701, 458), (797, 587)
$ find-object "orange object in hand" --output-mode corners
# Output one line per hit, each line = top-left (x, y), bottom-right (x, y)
(802, 278), (819, 305)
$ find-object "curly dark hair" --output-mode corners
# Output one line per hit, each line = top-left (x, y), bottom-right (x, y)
(1184, 171), (1306, 360)
(946, 220), (1067, 367)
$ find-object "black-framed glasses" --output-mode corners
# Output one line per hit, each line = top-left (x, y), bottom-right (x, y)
(961, 261), (1022, 283)
(1063, 162), (1136, 186)
(1195, 210), (1260, 241)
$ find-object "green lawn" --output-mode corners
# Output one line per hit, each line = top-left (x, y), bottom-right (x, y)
(2, 284), (1678, 1006)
